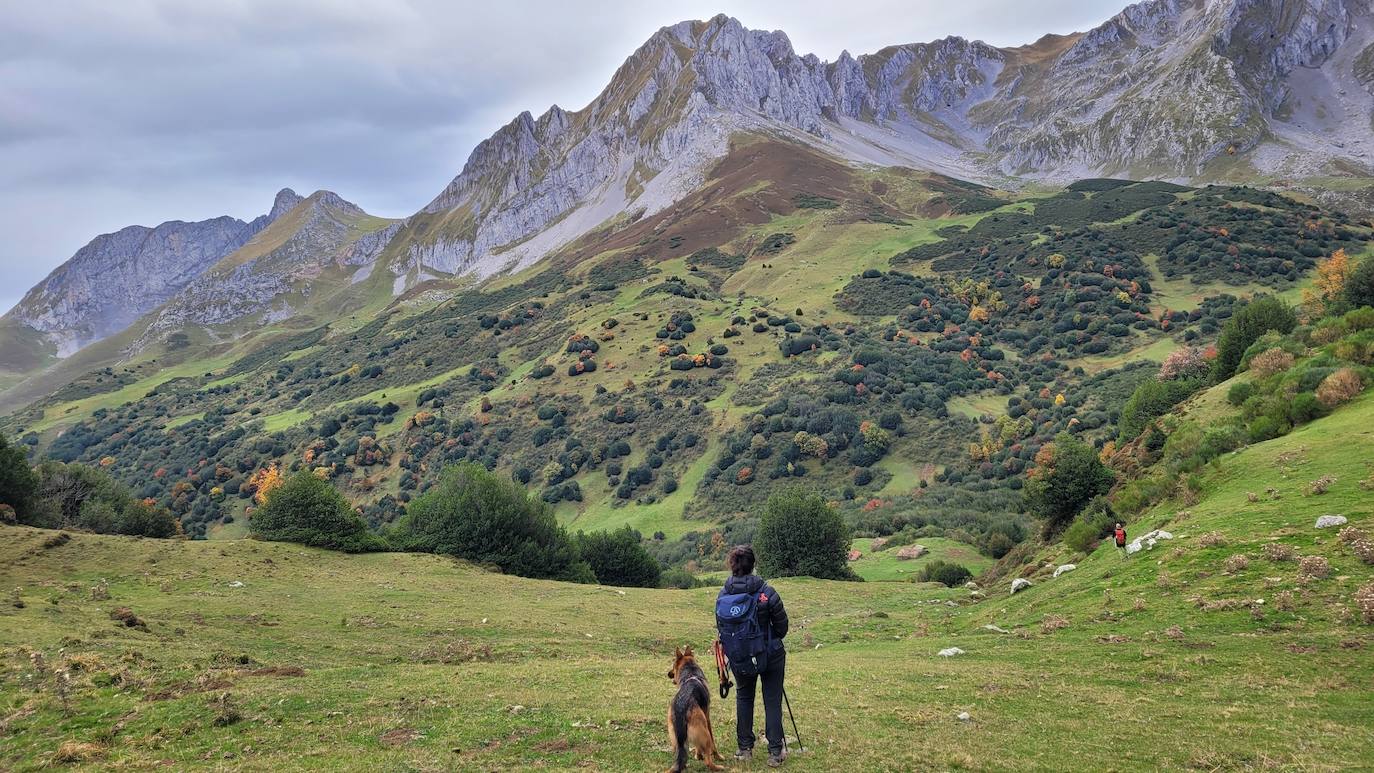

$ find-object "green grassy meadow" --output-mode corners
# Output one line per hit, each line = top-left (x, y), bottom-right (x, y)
(3, 393), (1371, 771)
(849, 537), (994, 582)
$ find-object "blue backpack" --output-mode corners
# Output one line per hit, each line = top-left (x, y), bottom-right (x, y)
(716, 589), (771, 677)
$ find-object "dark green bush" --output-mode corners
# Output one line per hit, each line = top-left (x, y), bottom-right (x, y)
(660, 568), (703, 589)
(1346, 256), (1374, 309)
(1247, 415), (1286, 442)
(0, 433), (37, 519)
(1212, 296), (1297, 381)
(1288, 392), (1324, 424)
(1062, 497), (1114, 554)
(1022, 433), (1115, 538)
(756, 490), (859, 581)
(572, 526), (661, 587)
(27, 461), (178, 538)
(1227, 381), (1256, 406)
(1118, 378), (1200, 442)
(390, 463), (593, 582)
(250, 472), (385, 552)
(916, 560), (973, 587)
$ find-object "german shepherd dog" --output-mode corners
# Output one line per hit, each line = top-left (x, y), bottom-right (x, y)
(666, 646), (724, 772)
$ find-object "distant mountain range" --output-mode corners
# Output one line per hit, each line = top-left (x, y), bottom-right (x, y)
(4, 0), (1373, 396)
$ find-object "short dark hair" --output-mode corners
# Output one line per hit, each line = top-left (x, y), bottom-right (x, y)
(727, 545), (755, 577)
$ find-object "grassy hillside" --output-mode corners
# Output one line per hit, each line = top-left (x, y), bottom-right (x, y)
(2, 394), (1370, 770)
(3, 152), (1371, 622)
(0, 319), (57, 394)
(849, 536), (994, 581)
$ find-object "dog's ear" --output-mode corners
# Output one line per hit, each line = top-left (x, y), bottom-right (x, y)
(674, 646), (683, 659)
(684, 645), (694, 657)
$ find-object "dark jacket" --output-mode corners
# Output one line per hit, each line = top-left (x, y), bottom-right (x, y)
(721, 574), (789, 649)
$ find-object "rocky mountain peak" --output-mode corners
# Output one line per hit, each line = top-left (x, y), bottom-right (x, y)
(306, 190), (365, 217)
(269, 188), (305, 220)
(1, 185), (342, 359)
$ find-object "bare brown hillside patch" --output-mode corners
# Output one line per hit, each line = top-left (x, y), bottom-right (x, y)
(556, 137), (899, 267)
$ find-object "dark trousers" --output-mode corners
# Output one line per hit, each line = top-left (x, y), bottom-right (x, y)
(734, 648), (785, 754)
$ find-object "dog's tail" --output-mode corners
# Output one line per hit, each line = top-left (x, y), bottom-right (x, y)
(671, 696), (690, 772)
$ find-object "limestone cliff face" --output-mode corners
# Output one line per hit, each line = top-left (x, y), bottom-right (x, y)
(987, 0), (1369, 177)
(134, 190), (395, 348)
(408, 0), (1372, 285)
(3, 204), (281, 356)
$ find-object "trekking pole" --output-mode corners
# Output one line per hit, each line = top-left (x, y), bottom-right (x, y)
(781, 686), (803, 752)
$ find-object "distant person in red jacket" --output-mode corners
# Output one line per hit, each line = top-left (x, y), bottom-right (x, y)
(1114, 523), (1128, 556)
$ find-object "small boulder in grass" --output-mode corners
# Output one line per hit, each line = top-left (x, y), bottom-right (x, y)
(870, 537), (889, 550)
(1053, 564), (1076, 578)
(1011, 578), (1032, 594)
(896, 544), (928, 560)
(847, 550), (862, 562)
(937, 647), (965, 657)
(1315, 514), (1348, 529)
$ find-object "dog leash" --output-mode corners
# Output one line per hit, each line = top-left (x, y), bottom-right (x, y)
(712, 639), (733, 699)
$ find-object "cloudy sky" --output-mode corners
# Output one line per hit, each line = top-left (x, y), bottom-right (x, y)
(0, 0), (1119, 315)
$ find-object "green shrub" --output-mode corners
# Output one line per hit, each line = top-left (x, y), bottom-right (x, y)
(1062, 497), (1114, 554)
(981, 531), (1015, 558)
(1118, 378), (1200, 441)
(1213, 295), (1297, 381)
(1113, 474), (1173, 515)
(391, 463), (593, 582)
(1345, 256), (1374, 309)
(1343, 306), (1374, 332)
(1023, 433), (1115, 537)
(756, 490), (859, 581)
(660, 568), (703, 589)
(1226, 381), (1255, 406)
(1247, 415), (1286, 443)
(1288, 392), (1325, 424)
(572, 526), (662, 588)
(250, 472), (385, 552)
(779, 335), (822, 357)
(28, 460), (178, 538)
(1200, 424), (1247, 460)
(916, 560), (973, 587)
(0, 433), (37, 520)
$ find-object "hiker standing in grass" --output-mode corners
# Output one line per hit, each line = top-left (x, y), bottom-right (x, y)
(717, 545), (790, 767)
(1114, 523), (1128, 557)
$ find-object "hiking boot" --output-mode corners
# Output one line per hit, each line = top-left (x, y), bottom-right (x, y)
(767, 750), (787, 767)
(734, 748), (752, 761)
